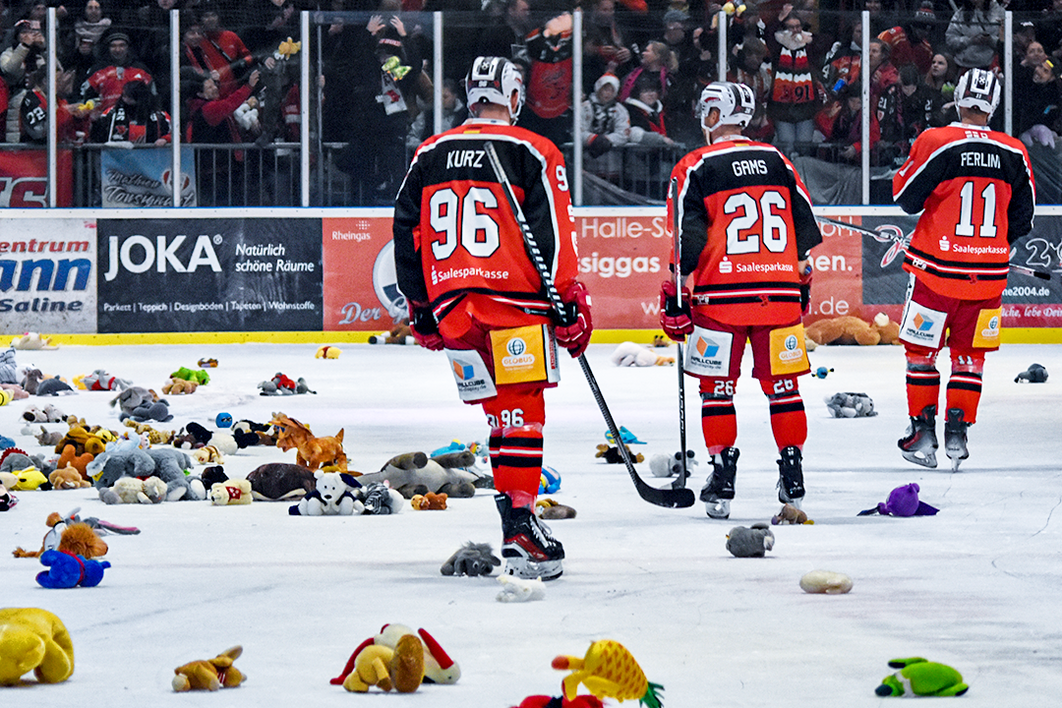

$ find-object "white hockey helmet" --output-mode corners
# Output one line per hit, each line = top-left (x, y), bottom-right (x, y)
(699, 81), (756, 132)
(954, 68), (1001, 117)
(466, 56), (525, 123)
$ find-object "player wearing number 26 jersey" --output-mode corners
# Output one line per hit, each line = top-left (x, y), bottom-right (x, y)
(892, 68), (1035, 471)
(393, 57), (590, 582)
(660, 82), (822, 520)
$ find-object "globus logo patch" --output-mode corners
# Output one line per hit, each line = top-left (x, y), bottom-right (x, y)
(103, 234), (222, 281)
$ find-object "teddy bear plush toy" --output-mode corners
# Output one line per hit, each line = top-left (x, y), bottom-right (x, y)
(210, 480), (252, 506)
(0, 608), (74, 685)
(410, 492), (448, 510)
(340, 634), (425, 693)
(172, 646), (246, 692)
(288, 470), (363, 515)
(36, 548), (111, 588)
(726, 523), (775, 557)
(170, 366), (210, 385)
(162, 377), (198, 395)
(875, 658), (968, 696)
(99, 476), (168, 504)
(49, 466), (91, 490)
(332, 624), (460, 687)
(805, 313), (900, 347)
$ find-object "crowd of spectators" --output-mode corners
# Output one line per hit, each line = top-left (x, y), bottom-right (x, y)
(0, 0), (1061, 205)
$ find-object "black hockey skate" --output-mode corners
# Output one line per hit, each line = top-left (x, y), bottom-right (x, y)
(777, 446), (805, 508)
(495, 494), (564, 581)
(898, 406), (938, 468)
(944, 408), (970, 471)
(700, 447), (739, 519)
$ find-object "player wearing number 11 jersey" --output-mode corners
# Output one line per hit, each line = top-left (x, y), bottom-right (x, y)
(659, 81), (822, 520)
(893, 68), (1035, 471)
(393, 57), (589, 581)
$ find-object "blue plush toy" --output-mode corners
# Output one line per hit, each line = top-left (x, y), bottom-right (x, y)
(36, 550), (111, 588)
(539, 466), (561, 495)
(216, 412), (233, 428)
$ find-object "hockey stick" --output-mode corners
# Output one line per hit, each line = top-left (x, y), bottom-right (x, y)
(669, 176), (689, 490)
(815, 215), (1054, 281)
(484, 141), (694, 509)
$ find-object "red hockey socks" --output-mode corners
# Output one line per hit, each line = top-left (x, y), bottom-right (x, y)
(762, 378), (807, 450)
(905, 349), (940, 417)
(699, 391), (737, 455)
(491, 424), (543, 507)
(946, 350), (985, 425)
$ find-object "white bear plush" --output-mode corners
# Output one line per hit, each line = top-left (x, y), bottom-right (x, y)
(100, 476), (167, 504)
(290, 470), (363, 516)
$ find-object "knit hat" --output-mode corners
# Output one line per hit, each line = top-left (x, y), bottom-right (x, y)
(663, 9), (688, 25)
(914, 2), (935, 23)
(376, 36), (403, 56)
(107, 31), (131, 45)
(594, 73), (620, 94)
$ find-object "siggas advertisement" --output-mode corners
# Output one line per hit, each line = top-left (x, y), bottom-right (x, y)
(97, 218), (323, 333)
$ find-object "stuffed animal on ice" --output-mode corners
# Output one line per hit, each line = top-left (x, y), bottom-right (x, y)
(170, 366), (210, 385)
(21, 369), (74, 396)
(10, 332), (58, 350)
(410, 491), (448, 510)
(825, 392), (877, 418)
(1015, 363), (1048, 383)
(0, 484), (14, 511)
(0, 347), (18, 384)
(75, 369), (131, 391)
(289, 470), (363, 515)
(56, 445), (94, 479)
(357, 482), (405, 515)
(804, 313), (900, 346)
(109, 386), (157, 417)
(726, 523), (775, 557)
(772, 503), (813, 525)
(246, 463), (318, 500)
(355, 450), (492, 499)
(175, 422), (238, 456)
(0, 608), (73, 685)
(90, 440), (203, 502)
(269, 413), (346, 471)
(210, 480), (253, 506)
(14, 517), (109, 559)
(608, 341), (675, 367)
(338, 634), (425, 693)
(120, 399), (173, 423)
(315, 345), (342, 358)
(799, 570), (853, 594)
(99, 476), (168, 504)
(162, 377), (198, 395)
(36, 548), (111, 588)
(597, 444), (644, 464)
(497, 575), (546, 602)
(197, 357), (218, 368)
(172, 646), (246, 692)
(649, 450), (696, 477)
(875, 658), (968, 697)
(858, 482), (939, 517)
(536, 497), (577, 520)
(331, 624), (459, 687)
(512, 696), (604, 708)
(258, 373), (315, 395)
(49, 466), (91, 490)
(22, 404), (65, 423)
(552, 639), (663, 707)
(441, 541), (500, 577)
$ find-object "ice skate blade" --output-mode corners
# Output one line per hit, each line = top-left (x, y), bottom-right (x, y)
(704, 498), (730, 519)
(901, 449), (937, 468)
(503, 558), (563, 582)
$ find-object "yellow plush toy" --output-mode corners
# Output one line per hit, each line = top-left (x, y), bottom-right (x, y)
(276, 37), (300, 58)
(12, 468), (48, 491)
(172, 646), (246, 691)
(0, 608), (74, 685)
(315, 345), (342, 359)
(342, 634), (424, 693)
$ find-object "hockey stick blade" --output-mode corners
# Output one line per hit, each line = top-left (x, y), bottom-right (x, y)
(484, 141), (694, 509)
(815, 215), (1053, 280)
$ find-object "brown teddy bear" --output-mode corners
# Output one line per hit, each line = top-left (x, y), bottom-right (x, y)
(410, 492), (448, 510)
(57, 445), (94, 480)
(172, 646), (246, 691)
(805, 313), (900, 347)
(49, 466), (91, 490)
(162, 377), (198, 395)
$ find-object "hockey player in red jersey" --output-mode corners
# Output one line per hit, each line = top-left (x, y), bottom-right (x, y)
(660, 82), (822, 520)
(393, 56), (590, 581)
(892, 68), (1035, 471)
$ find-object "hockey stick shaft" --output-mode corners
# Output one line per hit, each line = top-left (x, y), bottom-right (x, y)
(670, 177), (688, 489)
(815, 215), (1053, 281)
(484, 141), (694, 509)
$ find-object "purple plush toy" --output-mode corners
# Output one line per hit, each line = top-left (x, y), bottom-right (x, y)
(36, 550), (111, 588)
(858, 483), (939, 517)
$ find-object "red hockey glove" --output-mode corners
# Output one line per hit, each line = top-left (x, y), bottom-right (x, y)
(554, 281), (593, 358)
(408, 303), (444, 351)
(799, 262), (813, 315)
(659, 280), (693, 341)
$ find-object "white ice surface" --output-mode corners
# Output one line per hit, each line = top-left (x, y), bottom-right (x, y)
(2, 341), (1061, 706)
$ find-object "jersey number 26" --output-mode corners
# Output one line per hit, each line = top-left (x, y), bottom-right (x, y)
(724, 190), (789, 255)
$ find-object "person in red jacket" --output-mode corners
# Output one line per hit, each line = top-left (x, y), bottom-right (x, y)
(80, 31), (155, 115)
(393, 57), (590, 581)
(893, 68), (1035, 470)
(660, 81), (822, 520)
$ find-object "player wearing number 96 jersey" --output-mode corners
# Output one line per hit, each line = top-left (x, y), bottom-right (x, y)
(661, 81), (822, 520)
(393, 56), (586, 581)
(892, 68), (1035, 471)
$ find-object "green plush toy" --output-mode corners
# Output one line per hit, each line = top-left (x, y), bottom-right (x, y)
(171, 367), (210, 385)
(875, 657), (968, 697)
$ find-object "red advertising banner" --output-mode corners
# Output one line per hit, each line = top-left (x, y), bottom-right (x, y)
(319, 210), (1062, 332)
(0, 150), (73, 207)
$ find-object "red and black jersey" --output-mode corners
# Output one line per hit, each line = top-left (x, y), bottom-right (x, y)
(669, 137), (822, 326)
(393, 118), (578, 324)
(893, 122), (1035, 300)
